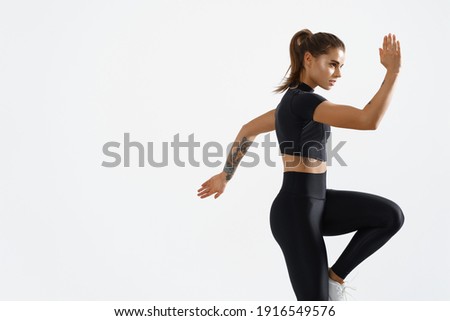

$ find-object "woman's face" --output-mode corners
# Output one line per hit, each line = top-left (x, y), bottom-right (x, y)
(305, 47), (345, 90)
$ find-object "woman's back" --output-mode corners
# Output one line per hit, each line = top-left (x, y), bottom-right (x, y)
(275, 82), (330, 174)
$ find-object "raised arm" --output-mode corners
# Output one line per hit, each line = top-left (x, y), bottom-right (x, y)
(197, 108), (275, 199)
(313, 33), (401, 130)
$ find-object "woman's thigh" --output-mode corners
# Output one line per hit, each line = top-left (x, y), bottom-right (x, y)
(321, 189), (405, 236)
(270, 192), (329, 300)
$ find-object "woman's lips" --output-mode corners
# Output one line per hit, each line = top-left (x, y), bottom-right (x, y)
(329, 80), (336, 86)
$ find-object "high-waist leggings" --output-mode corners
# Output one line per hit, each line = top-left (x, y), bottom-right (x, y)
(269, 171), (405, 301)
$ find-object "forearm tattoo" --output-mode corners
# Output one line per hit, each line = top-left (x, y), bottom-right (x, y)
(223, 136), (252, 181)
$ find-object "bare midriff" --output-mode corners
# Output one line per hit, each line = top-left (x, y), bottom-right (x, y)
(281, 154), (327, 174)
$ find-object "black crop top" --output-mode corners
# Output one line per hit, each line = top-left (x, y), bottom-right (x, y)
(275, 82), (331, 162)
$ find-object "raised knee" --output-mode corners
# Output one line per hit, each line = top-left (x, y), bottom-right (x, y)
(389, 202), (405, 232)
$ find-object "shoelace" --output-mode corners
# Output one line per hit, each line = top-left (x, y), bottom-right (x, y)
(336, 283), (357, 300)
(336, 270), (359, 300)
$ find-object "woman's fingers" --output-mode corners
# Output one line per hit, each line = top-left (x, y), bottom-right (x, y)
(197, 182), (216, 198)
(383, 34), (390, 50)
(379, 33), (401, 73)
(383, 33), (396, 48)
(382, 33), (401, 55)
(198, 189), (211, 197)
(198, 174), (226, 199)
(199, 193), (209, 198)
(198, 185), (222, 198)
(198, 185), (211, 193)
(200, 190), (214, 198)
(197, 185), (208, 192)
(386, 34), (391, 50)
(199, 178), (212, 190)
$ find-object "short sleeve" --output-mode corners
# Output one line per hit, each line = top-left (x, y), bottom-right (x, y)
(290, 92), (327, 120)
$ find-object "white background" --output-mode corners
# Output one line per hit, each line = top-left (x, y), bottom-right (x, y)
(0, 0), (449, 300)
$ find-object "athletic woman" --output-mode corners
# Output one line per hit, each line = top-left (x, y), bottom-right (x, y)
(197, 29), (404, 301)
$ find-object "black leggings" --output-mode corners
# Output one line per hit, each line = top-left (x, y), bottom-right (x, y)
(269, 171), (405, 301)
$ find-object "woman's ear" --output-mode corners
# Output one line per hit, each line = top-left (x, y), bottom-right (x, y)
(303, 51), (313, 68)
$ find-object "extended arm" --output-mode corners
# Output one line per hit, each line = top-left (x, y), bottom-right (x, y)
(197, 108), (275, 199)
(223, 108), (275, 181)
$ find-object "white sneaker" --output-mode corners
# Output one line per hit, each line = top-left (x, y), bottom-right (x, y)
(328, 278), (357, 301)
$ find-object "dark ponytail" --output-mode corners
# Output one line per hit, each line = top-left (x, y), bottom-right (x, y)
(273, 29), (345, 93)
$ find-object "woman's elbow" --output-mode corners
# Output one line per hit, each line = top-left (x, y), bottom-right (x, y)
(240, 123), (258, 139)
(365, 122), (378, 131)
(361, 114), (378, 130)
(368, 119), (379, 130)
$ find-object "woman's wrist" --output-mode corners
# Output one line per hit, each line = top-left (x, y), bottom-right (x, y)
(386, 70), (400, 77)
(221, 169), (231, 182)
